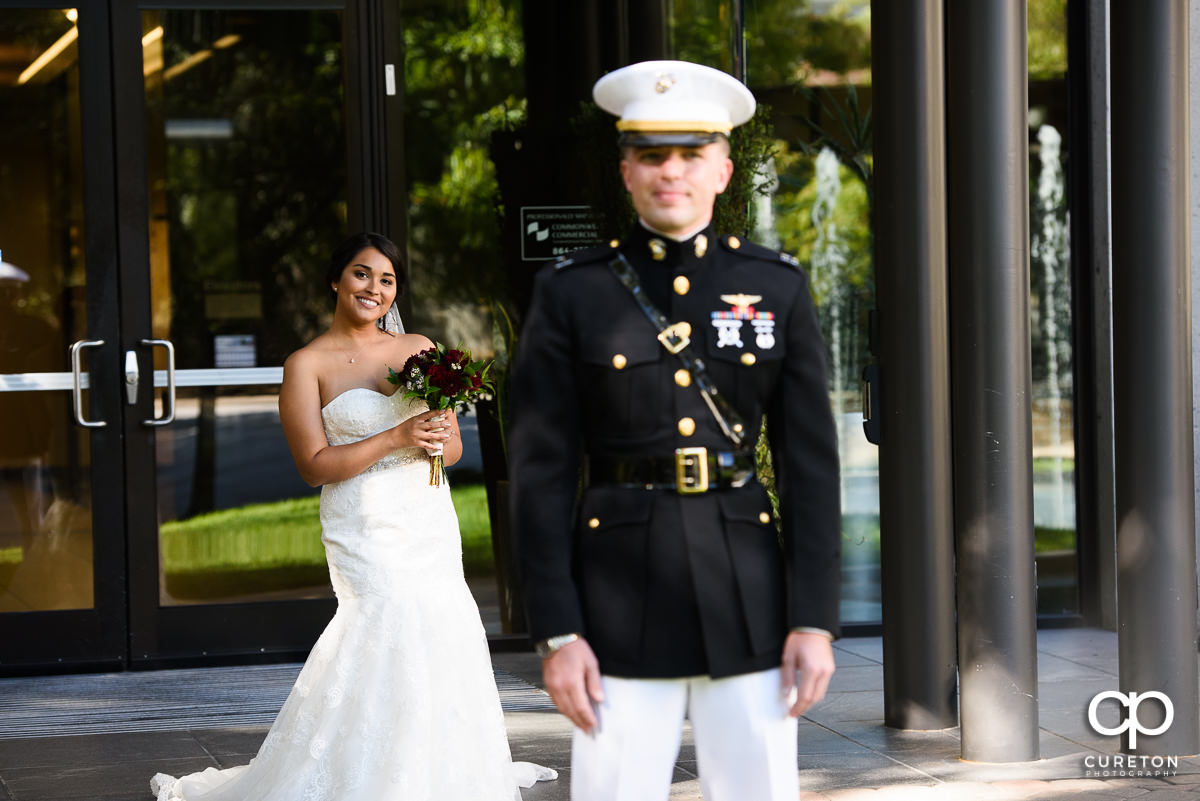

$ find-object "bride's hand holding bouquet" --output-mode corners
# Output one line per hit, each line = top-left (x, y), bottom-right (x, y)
(387, 343), (494, 485)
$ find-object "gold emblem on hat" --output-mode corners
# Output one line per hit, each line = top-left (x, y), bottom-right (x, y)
(673, 275), (690, 295)
(612, 354), (627, 370)
(694, 234), (708, 258)
(677, 417), (696, 437)
(655, 73), (675, 93)
(649, 238), (666, 261)
(674, 369), (692, 387)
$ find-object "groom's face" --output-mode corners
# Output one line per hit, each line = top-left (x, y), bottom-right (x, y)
(619, 140), (733, 236)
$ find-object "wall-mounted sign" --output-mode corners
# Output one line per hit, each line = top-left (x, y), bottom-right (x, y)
(214, 334), (256, 368)
(519, 205), (604, 261)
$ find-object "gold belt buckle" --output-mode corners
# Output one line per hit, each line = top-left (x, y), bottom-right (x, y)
(675, 447), (709, 494)
(657, 322), (691, 355)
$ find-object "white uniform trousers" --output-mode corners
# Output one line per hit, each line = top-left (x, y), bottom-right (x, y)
(570, 667), (799, 801)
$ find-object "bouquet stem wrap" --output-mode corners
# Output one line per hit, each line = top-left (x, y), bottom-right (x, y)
(428, 445), (445, 486)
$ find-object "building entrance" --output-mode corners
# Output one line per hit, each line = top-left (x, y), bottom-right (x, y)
(0, 0), (384, 672)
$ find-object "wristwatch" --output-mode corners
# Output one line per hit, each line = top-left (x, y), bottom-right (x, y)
(790, 626), (834, 641)
(534, 633), (580, 658)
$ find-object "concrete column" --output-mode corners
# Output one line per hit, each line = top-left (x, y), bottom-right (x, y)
(945, 0), (1040, 762)
(1111, 0), (1200, 758)
(1190, 0), (1200, 654)
(870, 0), (957, 731)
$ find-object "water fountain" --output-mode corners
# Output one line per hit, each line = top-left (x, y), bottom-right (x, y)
(811, 147), (851, 509)
(1032, 124), (1072, 529)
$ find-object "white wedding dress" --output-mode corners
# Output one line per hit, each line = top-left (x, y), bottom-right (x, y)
(151, 389), (554, 801)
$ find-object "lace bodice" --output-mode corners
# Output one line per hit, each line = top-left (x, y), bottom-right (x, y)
(318, 388), (460, 599)
(321, 388), (426, 472)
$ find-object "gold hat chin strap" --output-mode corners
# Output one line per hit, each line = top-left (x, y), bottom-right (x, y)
(616, 119), (734, 134)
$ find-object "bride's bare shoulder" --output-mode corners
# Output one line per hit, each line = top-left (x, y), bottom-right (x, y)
(284, 335), (335, 372)
(392, 332), (435, 360)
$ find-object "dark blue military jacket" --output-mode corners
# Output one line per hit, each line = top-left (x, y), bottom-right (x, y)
(509, 223), (841, 679)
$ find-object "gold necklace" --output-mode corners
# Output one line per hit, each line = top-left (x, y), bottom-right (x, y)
(340, 338), (370, 364)
(337, 327), (392, 363)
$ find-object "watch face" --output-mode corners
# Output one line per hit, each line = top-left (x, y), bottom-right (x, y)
(536, 634), (576, 658)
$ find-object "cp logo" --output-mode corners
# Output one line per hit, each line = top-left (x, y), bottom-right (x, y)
(1087, 690), (1174, 749)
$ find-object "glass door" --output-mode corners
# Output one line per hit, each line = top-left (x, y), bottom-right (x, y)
(0, 0), (128, 672)
(113, 2), (366, 665)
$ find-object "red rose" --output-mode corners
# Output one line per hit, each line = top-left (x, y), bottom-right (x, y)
(427, 364), (450, 389)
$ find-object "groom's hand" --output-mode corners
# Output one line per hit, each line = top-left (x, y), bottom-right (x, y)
(542, 638), (604, 734)
(781, 631), (835, 717)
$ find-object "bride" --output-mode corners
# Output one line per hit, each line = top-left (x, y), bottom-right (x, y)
(150, 232), (555, 800)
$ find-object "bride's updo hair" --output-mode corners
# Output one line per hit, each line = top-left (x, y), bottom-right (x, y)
(325, 232), (407, 302)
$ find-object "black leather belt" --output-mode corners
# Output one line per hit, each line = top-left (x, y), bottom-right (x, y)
(586, 447), (756, 494)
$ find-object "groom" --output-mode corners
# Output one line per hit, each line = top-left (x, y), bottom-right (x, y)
(509, 60), (841, 801)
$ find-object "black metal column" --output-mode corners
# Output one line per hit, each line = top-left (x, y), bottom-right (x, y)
(945, 0), (1039, 762)
(1110, 0), (1200, 757)
(870, 0), (957, 731)
(1069, 0), (1118, 631)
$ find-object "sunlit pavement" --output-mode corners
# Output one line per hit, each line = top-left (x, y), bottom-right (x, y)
(506, 629), (1200, 800)
(1, 630), (1198, 800)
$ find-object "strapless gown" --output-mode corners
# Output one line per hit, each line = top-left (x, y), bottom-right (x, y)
(151, 388), (554, 800)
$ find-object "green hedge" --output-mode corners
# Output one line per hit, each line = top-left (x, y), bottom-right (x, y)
(160, 483), (495, 600)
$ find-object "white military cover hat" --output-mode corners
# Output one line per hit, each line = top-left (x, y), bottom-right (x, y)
(593, 60), (756, 147)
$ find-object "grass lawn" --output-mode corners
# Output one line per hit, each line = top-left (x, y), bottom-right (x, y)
(833, 515), (1074, 560)
(160, 483), (494, 600)
(0, 546), (22, 596)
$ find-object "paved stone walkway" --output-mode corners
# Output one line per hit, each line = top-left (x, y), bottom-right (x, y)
(2, 629), (1198, 800)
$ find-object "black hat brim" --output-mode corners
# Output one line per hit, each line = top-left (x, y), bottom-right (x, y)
(618, 131), (724, 148)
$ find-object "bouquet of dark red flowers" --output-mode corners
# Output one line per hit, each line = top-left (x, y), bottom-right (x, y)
(387, 343), (493, 485)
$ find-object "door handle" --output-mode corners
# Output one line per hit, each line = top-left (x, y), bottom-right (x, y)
(141, 339), (176, 426)
(69, 339), (106, 428)
(124, 349), (139, 405)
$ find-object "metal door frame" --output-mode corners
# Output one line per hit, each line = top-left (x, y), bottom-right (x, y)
(0, 0), (128, 674)
(111, 0), (402, 668)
